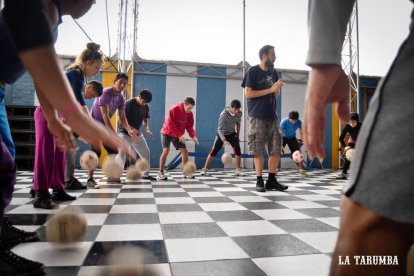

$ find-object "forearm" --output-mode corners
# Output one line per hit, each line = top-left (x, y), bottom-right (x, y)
(143, 119), (149, 131)
(36, 84), (58, 123)
(102, 116), (115, 133)
(244, 87), (272, 99)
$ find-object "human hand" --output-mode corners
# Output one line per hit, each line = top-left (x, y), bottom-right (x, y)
(179, 135), (186, 144)
(47, 119), (77, 151)
(303, 65), (349, 160)
(193, 137), (199, 145)
(146, 129), (154, 139)
(223, 140), (229, 147)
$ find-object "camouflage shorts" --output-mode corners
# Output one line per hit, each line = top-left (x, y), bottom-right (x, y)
(247, 117), (281, 156)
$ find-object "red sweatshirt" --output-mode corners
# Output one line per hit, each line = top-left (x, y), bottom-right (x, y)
(161, 102), (196, 138)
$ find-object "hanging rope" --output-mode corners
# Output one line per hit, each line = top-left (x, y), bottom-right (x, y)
(105, 0), (112, 57)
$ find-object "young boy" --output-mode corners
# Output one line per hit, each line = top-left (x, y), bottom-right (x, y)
(89, 73), (139, 185)
(336, 112), (362, 180)
(200, 99), (245, 176)
(157, 97), (199, 180)
(116, 89), (156, 180)
(279, 111), (307, 176)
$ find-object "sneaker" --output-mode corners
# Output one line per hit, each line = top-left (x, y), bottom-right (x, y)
(33, 190), (57, 209)
(156, 171), (168, 181)
(336, 172), (347, 180)
(1, 217), (40, 250)
(256, 178), (265, 192)
(29, 189), (37, 198)
(51, 189), (76, 201)
(107, 177), (121, 183)
(234, 168), (246, 176)
(200, 168), (207, 176)
(0, 242), (45, 275)
(265, 179), (288, 191)
(142, 175), (156, 180)
(87, 178), (100, 188)
(66, 177), (87, 190)
(300, 169), (308, 177)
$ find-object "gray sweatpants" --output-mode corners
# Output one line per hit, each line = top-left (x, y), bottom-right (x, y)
(117, 133), (151, 177)
(344, 7), (414, 224)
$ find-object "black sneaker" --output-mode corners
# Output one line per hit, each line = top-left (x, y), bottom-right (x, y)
(29, 189), (37, 199)
(66, 177), (87, 190)
(33, 191), (57, 210)
(0, 241), (45, 276)
(265, 179), (288, 191)
(1, 217), (40, 250)
(51, 189), (76, 201)
(142, 175), (156, 180)
(256, 179), (265, 192)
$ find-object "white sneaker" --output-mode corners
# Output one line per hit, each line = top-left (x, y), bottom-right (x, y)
(300, 169), (307, 177)
(156, 171), (168, 181)
(234, 168), (246, 176)
(200, 168), (207, 176)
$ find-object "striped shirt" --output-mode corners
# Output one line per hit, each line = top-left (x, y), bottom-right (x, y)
(217, 107), (242, 140)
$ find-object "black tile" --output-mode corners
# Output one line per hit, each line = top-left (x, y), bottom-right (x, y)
(156, 204), (202, 212)
(153, 192), (189, 198)
(182, 188), (215, 192)
(114, 198), (156, 205)
(171, 259), (266, 276)
(162, 223), (226, 239)
(207, 210), (263, 221)
(314, 200), (341, 208)
(79, 193), (118, 198)
(192, 197), (234, 203)
(5, 213), (48, 225)
(83, 240), (168, 265)
(233, 234), (320, 258)
(44, 266), (80, 276)
(75, 205), (113, 213)
(104, 213), (159, 224)
(270, 218), (338, 232)
(221, 191), (256, 196)
(297, 208), (340, 218)
(120, 188), (153, 193)
(239, 202), (288, 210)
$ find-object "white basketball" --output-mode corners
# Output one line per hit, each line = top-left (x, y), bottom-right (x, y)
(183, 161), (196, 176)
(345, 148), (355, 161)
(135, 158), (150, 173)
(126, 166), (142, 180)
(221, 153), (232, 164)
(79, 150), (99, 170)
(292, 150), (304, 163)
(102, 155), (123, 179)
(46, 206), (87, 244)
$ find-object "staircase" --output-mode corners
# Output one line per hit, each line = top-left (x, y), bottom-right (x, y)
(6, 105), (36, 170)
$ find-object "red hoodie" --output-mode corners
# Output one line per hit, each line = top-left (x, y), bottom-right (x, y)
(161, 102), (196, 138)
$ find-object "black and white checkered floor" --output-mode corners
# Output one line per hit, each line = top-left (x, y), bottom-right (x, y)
(7, 169), (347, 276)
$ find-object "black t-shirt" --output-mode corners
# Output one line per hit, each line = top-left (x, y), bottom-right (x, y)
(119, 98), (150, 134)
(66, 69), (85, 106)
(241, 65), (278, 120)
(339, 122), (362, 147)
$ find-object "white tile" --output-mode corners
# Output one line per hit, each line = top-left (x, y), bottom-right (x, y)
(9, 197), (33, 205)
(295, 194), (339, 201)
(152, 182), (180, 186)
(308, 189), (341, 195)
(84, 214), (108, 225)
(155, 197), (196, 204)
(70, 198), (115, 205)
(253, 254), (331, 276)
(84, 188), (121, 194)
(277, 201), (328, 209)
(228, 196), (272, 203)
(6, 204), (68, 214)
(217, 220), (286, 236)
(293, 231), (339, 253)
(316, 217), (340, 229)
(159, 212), (213, 224)
(213, 187), (246, 192)
(197, 181), (230, 185)
(117, 193), (154, 198)
(12, 242), (93, 266)
(122, 184), (152, 189)
(165, 237), (249, 262)
(110, 204), (157, 213)
(198, 202), (247, 212)
(96, 224), (163, 241)
(252, 209), (311, 220)
(180, 184), (210, 188)
(187, 191), (225, 197)
(153, 188), (185, 193)
(78, 264), (172, 276)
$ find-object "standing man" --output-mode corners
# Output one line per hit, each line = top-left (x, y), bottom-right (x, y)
(116, 89), (156, 180)
(279, 110), (307, 176)
(304, 1), (414, 275)
(200, 99), (245, 176)
(157, 96), (198, 180)
(89, 73), (138, 186)
(241, 45), (288, 192)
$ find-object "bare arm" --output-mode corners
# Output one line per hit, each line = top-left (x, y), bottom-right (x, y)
(244, 79), (284, 99)
(118, 110), (139, 138)
(99, 105), (116, 133)
(143, 118), (154, 138)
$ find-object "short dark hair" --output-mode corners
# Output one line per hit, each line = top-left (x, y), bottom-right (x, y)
(349, 112), (359, 121)
(87, 80), (103, 97)
(259, 45), (275, 60)
(139, 89), (152, 103)
(114, 73), (128, 82)
(289, 111), (299, 120)
(231, 99), (241, 109)
(184, 96), (195, 106)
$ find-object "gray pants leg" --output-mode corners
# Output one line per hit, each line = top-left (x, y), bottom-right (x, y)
(117, 133), (151, 177)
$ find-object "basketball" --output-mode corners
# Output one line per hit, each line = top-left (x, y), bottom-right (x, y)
(292, 150), (304, 163)
(79, 150), (99, 170)
(135, 158), (150, 173)
(221, 153), (232, 164)
(183, 161), (196, 176)
(102, 155), (123, 179)
(126, 166), (142, 180)
(345, 148), (355, 161)
(46, 206), (87, 244)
